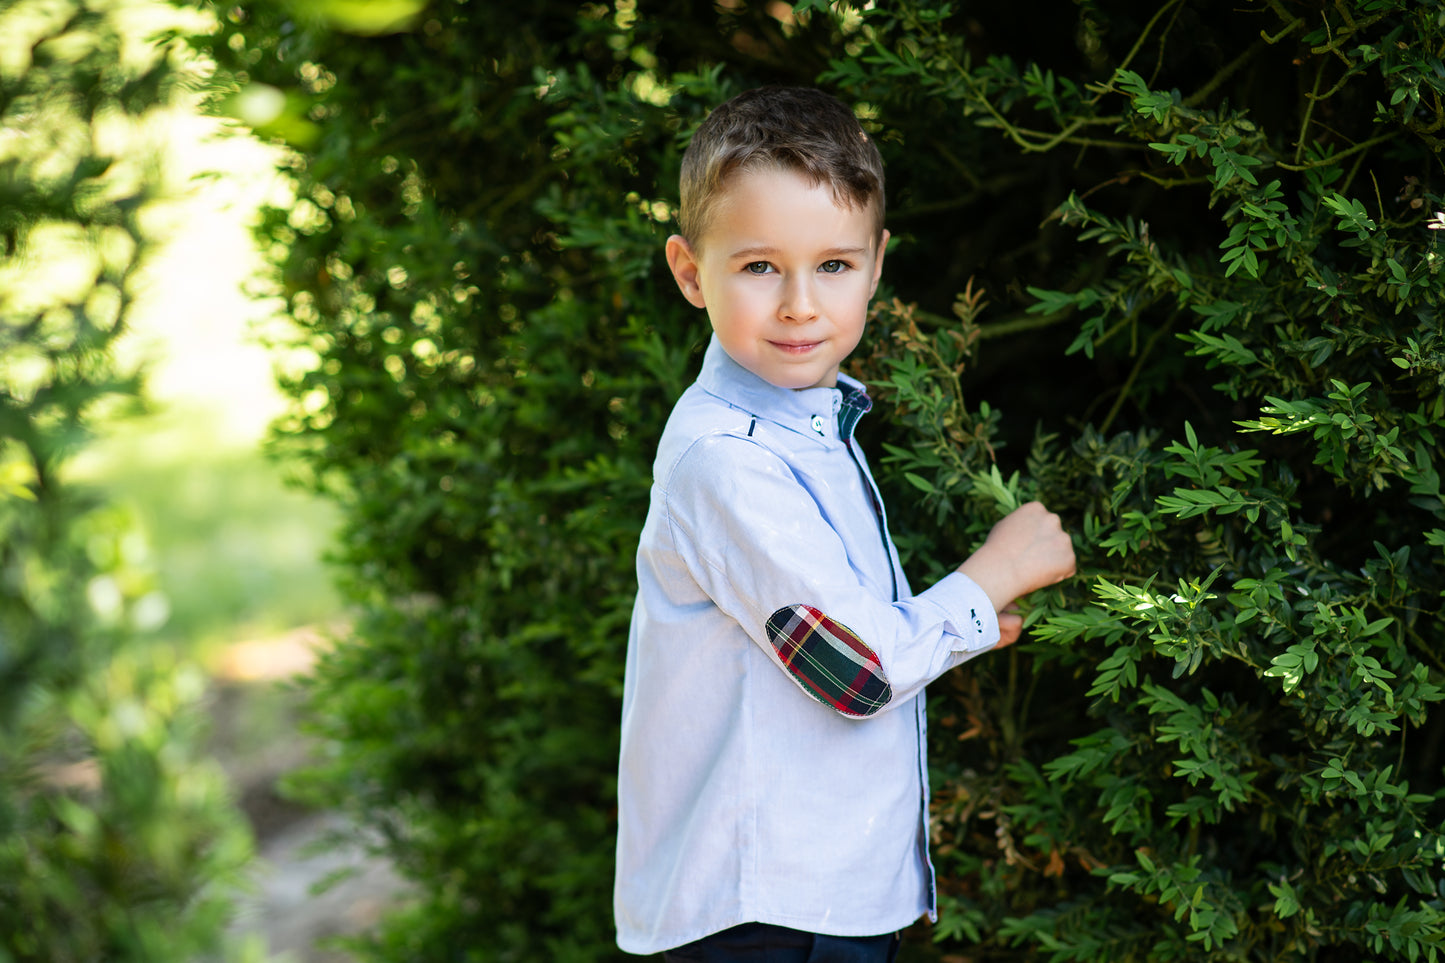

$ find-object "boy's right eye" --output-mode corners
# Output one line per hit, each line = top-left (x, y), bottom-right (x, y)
(744, 261), (773, 275)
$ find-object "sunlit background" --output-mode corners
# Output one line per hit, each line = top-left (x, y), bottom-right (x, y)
(1, 0), (376, 946)
(67, 105), (345, 673)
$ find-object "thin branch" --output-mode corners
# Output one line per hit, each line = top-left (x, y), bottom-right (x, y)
(1407, 91), (1445, 135)
(1114, 0), (1188, 82)
(891, 171), (1037, 221)
(930, 38), (1129, 156)
(972, 117), (1137, 153)
(977, 309), (1075, 340)
(924, 138), (983, 190)
(1259, 13), (1304, 46)
(1295, 58), (1327, 165)
(1275, 131), (1394, 172)
(1309, 64), (1361, 103)
(1185, 38), (1268, 109)
(1340, 141), (1370, 196)
(1133, 170), (1213, 189)
(1100, 307), (1181, 434)
(1373, 597), (1445, 674)
(1316, 10), (1354, 68)
(1148, 0), (1188, 87)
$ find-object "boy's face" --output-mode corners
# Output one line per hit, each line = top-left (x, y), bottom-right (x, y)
(666, 166), (887, 391)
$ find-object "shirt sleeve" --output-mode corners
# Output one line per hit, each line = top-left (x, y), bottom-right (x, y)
(661, 432), (1001, 718)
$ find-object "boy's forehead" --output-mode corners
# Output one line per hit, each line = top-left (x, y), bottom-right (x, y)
(698, 166), (882, 248)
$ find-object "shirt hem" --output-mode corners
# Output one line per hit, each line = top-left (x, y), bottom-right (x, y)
(616, 907), (928, 956)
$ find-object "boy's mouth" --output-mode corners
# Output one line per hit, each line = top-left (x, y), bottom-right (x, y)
(769, 339), (822, 353)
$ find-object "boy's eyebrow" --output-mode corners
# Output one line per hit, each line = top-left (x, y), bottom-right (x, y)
(726, 244), (872, 261)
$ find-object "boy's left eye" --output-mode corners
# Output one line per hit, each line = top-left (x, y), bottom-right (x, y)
(819, 260), (847, 274)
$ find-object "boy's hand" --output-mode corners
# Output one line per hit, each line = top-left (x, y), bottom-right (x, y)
(956, 501), (1076, 633)
(996, 605), (1023, 649)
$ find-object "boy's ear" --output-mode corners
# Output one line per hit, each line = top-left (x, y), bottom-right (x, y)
(665, 234), (707, 309)
(869, 229), (890, 297)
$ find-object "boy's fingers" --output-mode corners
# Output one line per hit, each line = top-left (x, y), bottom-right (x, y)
(995, 611), (1024, 648)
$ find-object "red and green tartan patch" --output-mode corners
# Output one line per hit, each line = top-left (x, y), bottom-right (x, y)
(765, 604), (892, 717)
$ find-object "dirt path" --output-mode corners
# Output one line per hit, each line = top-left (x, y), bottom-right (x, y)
(231, 812), (409, 962)
(214, 628), (411, 962)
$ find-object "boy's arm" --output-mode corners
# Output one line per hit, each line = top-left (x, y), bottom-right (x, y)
(956, 501), (1076, 648)
(663, 434), (1004, 718)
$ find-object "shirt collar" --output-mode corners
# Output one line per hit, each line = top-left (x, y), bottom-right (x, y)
(695, 335), (873, 445)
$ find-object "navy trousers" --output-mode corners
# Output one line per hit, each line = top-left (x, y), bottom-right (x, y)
(662, 923), (903, 963)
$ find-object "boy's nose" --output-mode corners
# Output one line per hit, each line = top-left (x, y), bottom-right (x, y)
(779, 278), (819, 323)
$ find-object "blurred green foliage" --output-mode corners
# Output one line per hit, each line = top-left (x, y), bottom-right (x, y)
(208, 0), (1445, 960)
(80, 422), (344, 652)
(1, 0), (254, 958)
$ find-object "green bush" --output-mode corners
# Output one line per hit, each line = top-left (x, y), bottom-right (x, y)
(1, 1), (253, 959)
(837, 3), (1445, 958)
(213, 0), (1444, 959)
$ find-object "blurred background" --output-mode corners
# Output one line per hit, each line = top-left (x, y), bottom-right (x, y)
(72, 111), (340, 660)
(1, 1), (392, 957)
(6, 0), (1443, 961)
(79, 110), (384, 961)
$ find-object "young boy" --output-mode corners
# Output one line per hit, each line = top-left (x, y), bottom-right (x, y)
(615, 86), (1076, 961)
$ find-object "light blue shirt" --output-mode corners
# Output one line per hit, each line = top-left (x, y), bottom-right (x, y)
(615, 337), (1001, 954)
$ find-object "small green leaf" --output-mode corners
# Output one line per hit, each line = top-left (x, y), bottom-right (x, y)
(904, 472), (936, 493)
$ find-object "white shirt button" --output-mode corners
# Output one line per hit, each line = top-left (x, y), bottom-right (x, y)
(811, 415), (825, 435)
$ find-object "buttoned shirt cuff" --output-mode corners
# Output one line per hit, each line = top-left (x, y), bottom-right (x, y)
(928, 570), (1002, 653)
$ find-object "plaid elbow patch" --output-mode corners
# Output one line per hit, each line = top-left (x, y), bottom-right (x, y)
(765, 604), (892, 717)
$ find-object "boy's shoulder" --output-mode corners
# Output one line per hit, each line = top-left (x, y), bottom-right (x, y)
(654, 381), (763, 478)
(654, 373), (829, 493)
(652, 339), (857, 492)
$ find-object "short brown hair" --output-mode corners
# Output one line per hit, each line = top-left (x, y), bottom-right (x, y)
(677, 86), (885, 246)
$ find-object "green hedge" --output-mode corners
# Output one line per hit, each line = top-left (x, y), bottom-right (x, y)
(211, 1), (1445, 959)
(1, 1), (253, 959)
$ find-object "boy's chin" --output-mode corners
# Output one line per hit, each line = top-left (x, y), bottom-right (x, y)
(770, 372), (838, 391)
